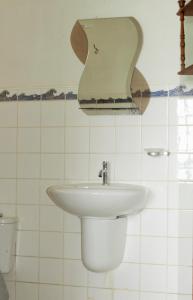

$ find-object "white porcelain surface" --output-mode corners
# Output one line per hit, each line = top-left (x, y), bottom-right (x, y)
(0, 216), (17, 273)
(81, 216), (127, 272)
(47, 183), (148, 218)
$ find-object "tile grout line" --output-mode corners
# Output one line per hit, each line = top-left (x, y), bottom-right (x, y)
(138, 100), (142, 300)
(37, 97), (43, 300)
(14, 96), (19, 300)
(86, 116), (90, 299)
(62, 97), (66, 299)
(166, 96), (169, 300)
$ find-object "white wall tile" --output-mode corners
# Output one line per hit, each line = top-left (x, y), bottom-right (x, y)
(141, 209), (167, 236)
(41, 101), (65, 127)
(169, 98), (193, 126)
(0, 102), (17, 127)
(0, 128), (17, 152)
(141, 265), (167, 293)
(168, 182), (180, 209)
(63, 286), (87, 300)
(126, 214), (140, 235)
(143, 182), (167, 209)
(0, 204), (16, 217)
(167, 295), (192, 300)
(16, 257), (39, 282)
(16, 283), (38, 300)
(18, 102), (41, 127)
(17, 154), (40, 179)
(41, 127), (64, 153)
(115, 111), (141, 126)
(39, 285), (63, 300)
(168, 210), (193, 237)
(63, 211), (80, 233)
(123, 236), (140, 263)
(168, 98), (178, 126)
(0, 179), (16, 203)
(167, 266), (192, 294)
(63, 260), (87, 286)
(39, 258), (63, 284)
(89, 110), (115, 127)
(142, 155), (168, 181)
(168, 126), (177, 152)
(88, 288), (113, 300)
(0, 154), (16, 178)
(141, 237), (167, 264)
(17, 205), (39, 231)
(113, 290), (139, 300)
(169, 126), (193, 153)
(17, 128), (40, 153)
(168, 153), (193, 181)
(17, 179), (39, 204)
(64, 101), (89, 126)
(179, 183), (193, 209)
(112, 263), (140, 290)
(115, 154), (141, 181)
(0, 94), (190, 300)
(40, 232), (63, 258)
(168, 237), (192, 266)
(140, 292), (166, 300)
(65, 154), (89, 181)
(116, 126), (141, 153)
(90, 127), (116, 153)
(40, 205), (63, 232)
(141, 98), (168, 126)
(87, 271), (112, 289)
(41, 154), (64, 179)
(17, 231), (39, 257)
(142, 126), (168, 149)
(168, 154), (179, 181)
(65, 127), (89, 153)
(168, 182), (193, 209)
(63, 233), (81, 259)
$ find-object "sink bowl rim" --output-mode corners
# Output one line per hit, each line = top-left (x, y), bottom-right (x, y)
(47, 183), (148, 193)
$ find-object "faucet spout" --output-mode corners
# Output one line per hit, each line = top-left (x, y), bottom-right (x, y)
(98, 161), (109, 185)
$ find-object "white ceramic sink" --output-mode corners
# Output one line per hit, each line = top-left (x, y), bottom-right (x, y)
(46, 183), (148, 218)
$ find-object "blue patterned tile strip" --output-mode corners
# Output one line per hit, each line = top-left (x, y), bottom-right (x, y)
(168, 85), (193, 96)
(0, 86), (193, 102)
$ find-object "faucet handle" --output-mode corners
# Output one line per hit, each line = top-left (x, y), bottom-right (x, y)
(98, 170), (103, 178)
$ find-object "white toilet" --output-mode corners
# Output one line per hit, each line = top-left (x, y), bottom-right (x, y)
(0, 216), (17, 273)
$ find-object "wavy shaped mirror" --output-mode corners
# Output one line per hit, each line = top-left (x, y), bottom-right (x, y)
(71, 17), (150, 112)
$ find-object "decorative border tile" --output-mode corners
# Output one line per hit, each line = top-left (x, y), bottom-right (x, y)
(0, 85), (193, 102)
(66, 91), (78, 100)
(0, 89), (77, 101)
(169, 85), (193, 96)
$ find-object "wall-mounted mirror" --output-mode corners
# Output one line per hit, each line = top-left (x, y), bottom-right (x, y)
(71, 17), (150, 112)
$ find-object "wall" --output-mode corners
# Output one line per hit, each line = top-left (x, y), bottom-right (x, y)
(0, 0), (192, 300)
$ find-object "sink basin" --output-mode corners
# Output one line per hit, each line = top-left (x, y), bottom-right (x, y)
(46, 183), (148, 218)
(47, 183), (149, 272)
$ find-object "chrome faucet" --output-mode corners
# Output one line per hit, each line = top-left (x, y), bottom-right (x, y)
(98, 161), (108, 185)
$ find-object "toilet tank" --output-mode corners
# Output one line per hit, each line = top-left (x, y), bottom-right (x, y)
(0, 217), (17, 273)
